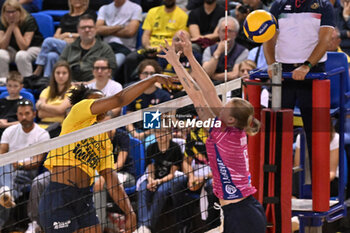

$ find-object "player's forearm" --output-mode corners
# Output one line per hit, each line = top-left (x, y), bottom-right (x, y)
(306, 28), (333, 66)
(107, 172), (135, 214)
(187, 54), (217, 92)
(263, 34), (277, 65)
(91, 76), (158, 115)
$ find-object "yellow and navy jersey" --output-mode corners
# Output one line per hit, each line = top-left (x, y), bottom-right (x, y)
(44, 99), (114, 185)
(185, 127), (209, 165)
(142, 5), (188, 48)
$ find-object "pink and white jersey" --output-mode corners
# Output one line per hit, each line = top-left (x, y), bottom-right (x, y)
(205, 119), (256, 200)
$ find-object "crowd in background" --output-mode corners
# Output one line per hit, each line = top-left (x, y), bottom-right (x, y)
(0, 0), (349, 232)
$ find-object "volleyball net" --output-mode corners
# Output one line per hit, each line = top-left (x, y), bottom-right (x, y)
(0, 79), (241, 233)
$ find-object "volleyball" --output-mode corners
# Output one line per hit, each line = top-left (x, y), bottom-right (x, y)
(243, 10), (277, 43)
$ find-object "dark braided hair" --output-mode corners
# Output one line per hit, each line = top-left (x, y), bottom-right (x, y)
(68, 84), (103, 105)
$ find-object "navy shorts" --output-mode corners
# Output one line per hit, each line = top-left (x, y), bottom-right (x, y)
(38, 181), (99, 232)
(222, 196), (266, 233)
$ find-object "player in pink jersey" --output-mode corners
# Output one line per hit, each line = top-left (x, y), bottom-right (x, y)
(159, 32), (266, 233)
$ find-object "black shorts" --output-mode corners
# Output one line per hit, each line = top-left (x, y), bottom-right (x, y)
(222, 196), (266, 233)
(38, 181), (99, 232)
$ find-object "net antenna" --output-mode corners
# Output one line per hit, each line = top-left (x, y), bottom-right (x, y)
(0, 79), (242, 166)
(223, 0), (229, 104)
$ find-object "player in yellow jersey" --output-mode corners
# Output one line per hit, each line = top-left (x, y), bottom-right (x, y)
(38, 74), (173, 233)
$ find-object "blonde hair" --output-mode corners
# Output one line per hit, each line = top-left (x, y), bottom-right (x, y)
(230, 98), (260, 136)
(239, 60), (257, 71)
(1, 0), (28, 28)
(68, 0), (89, 14)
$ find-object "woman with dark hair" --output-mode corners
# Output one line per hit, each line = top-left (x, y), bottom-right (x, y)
(126, 59), (171, 141)
(0, 0), (43, 78)
(33, 0), (96, 78)
(38, 74), (173, 233)
(35, 61), (73, 135)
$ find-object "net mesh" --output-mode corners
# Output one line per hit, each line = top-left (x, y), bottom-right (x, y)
(0, 79), (241, 233)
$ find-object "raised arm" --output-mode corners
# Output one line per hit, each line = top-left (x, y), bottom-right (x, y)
(158, 41), (216, 121)
(90, 75), (173, 115)
(177, 32), (223, 115)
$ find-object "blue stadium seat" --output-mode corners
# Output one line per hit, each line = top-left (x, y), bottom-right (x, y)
(33, 0), (43, 11)
(136, 24), (143, 49)
(31, 12), (55, 38)
(124, 136), (145, 195)
(0, 86), (7, 94)
(0, 90), (36, 106)
(39, 10), (69, 27)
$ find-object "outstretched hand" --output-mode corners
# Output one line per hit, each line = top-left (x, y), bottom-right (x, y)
(149, 73), (179, 91)
(178, 31), (193, 57)
(158, 39), (181, 66)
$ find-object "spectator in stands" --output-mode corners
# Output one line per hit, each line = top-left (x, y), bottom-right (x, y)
(123, 0), (188, 84)
(0, 71), (25, 138)
(94, 129), (135, 230)
(187, 0), (224, 53)
(202, 16), (248, 83)
(182, 127), (221, 232)
(137, 127), (184, 233)
(96, 0), (142, 73)
(247, 45), (268, 70)
(234, 3), (260, 50)
(33, 0), (96, 78)
(242, 0), (269, 11)
(87, 57), (123, 117)
(0, 100), (50, 231)
(331, 0), (350, 55)
(126, 59), (171, 141)
(35, 61), (73, 137)
(327, 27), (350, 64)
(0, 0), (43, 79)
(59, 14), (116, 83)
(0, 0), (41, 13)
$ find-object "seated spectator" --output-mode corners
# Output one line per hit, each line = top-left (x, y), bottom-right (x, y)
(0, 0), (41, 13)
(234, 3), (260, 50)
(182, 126), (220, 232)
(96, 0), (142, 73)
(332, 0), (350, 55)
(0, 71), (25, 137)
(158, 30), (202, 98)
(137, 127), (184, 233)
(126, 59), (171, 141)
(35, 61), (73, 136)
(33, 0), (97, 78)
(0, 0), (43, 79)
(202, 16), (248, 83)
(87, 57), (123, 117)
(0, 100), (50, 230)
(59, 14), (117, 83)
(94, 129), (135, 230)
(242, 0), (269, 11)
(327, 27), (350, 64)
(294, 124), (339, 197)
(187, 0), (224, 53)
(123, 0), (188, 84)
(247, 45), (268, 70)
